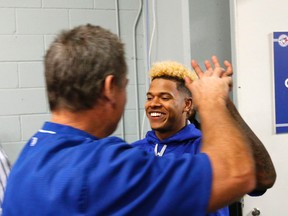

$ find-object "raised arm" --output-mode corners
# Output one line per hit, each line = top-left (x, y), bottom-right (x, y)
(198, 57), (276, 193)
(185, 57), (256, 212)
(226, 99), (276, 194)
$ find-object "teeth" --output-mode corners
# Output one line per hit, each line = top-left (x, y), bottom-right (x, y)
(150, 112), (161, 117)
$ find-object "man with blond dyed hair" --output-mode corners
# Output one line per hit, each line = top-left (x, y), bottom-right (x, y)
(132, 58), (276, 216)
(133, 60), (200, 151)
(132, 60), (229, 215)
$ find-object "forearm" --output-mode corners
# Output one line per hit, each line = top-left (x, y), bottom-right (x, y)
(188, 56), (257, 211)
(199, 101), (256, 212)
(226, 98), (276, 190)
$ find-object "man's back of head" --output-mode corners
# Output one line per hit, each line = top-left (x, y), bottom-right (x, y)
(44, 24), (127, 112)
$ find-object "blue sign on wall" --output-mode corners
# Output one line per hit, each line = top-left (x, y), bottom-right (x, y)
(273, 32), (288, 134)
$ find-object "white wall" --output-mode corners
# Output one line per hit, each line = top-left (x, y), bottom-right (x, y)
(231, 0), (288, 215)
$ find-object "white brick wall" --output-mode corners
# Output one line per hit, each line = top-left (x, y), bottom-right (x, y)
(0, 0), (41, 8)
(69, 9), (116, 32)
(17, 9), (69, 34)
(19, 62), (45, 88)
(0, 36), (44, 61)
(0, 9), (15, 34)
(0, 63), (18, 88)
(43, 0), (94, 9)
(0, 116), (21, 142)
(0, 89), (48, 115)
(0, 0), (146, 163)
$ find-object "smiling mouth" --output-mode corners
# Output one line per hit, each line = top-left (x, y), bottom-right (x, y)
(149, 112), (164, 117)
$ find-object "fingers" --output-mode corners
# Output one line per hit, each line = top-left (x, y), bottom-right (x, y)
(191, 60), (204, 78)
(204, 60), (212, 71)
(213, 66), (226, 77)
(209, 56), (233, 77)
(224, 76), (233, 91)
(205, 56), (225, 75)
(184, 76), (194, 94)
(207, 56), (224, 77)
(184, 76), (193, 85)
(223, 60), (233, 77)
(211, 55), (221, 68)
(223, 76), (233, 86)
(191, 56), (233, 78)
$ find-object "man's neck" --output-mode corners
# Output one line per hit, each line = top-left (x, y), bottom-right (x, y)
(51, 107), (111, 138)
(155, 124), (187, 141)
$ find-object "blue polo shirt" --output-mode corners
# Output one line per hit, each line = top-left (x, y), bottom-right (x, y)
(3, 122), (212, 216)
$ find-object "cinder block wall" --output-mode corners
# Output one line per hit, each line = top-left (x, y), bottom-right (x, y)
(0, 0), (146, 163)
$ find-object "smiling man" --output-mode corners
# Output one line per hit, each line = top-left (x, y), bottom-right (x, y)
(132, 61), (229, 216)
(133, 61), (202, 153)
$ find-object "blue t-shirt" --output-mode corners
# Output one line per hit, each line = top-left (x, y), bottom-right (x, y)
(132, 124), (229, 216)
(3, 122), (212, 216)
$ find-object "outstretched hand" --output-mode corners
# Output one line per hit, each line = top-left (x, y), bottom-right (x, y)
(191, 55), (233, 78)
(184, 56), (232, 111)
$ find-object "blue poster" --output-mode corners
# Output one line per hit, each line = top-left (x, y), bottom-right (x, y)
(273, 32), (288, 134)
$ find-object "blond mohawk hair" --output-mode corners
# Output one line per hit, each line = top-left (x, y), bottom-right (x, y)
(149, 61), (198, 81)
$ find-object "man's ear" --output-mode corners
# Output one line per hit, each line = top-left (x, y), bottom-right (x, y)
(184, 97), (193, 112)
(103, 75), (117, 105)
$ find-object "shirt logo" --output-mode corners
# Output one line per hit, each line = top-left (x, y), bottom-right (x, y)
(30, 137), (38, 146)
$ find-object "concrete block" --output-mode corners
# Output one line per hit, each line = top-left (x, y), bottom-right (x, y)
(17, 9), (69, 34)
(0, 35), (44, 61)
(138, 84), (146, 109)
(0, 0), (41, 7)
(0, 9), (16, 34)
(43, 0), (93, 9)
(19, 62), (45, 88)
(70, 9), (116, 34)
(119, 10), (143, 36)
(119, 0), (140, 10)
(124, 109), (137, 135)
(44, 35), (57, 52)
(126, 84), (136, 110)
(0, 63), (18, 88)
(0, 116), (21, 142)
(127, 59), (147, 85)
(0, 89), (48, 115)
(94, 0), (115, 9)
(121, 34), (144, 60)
